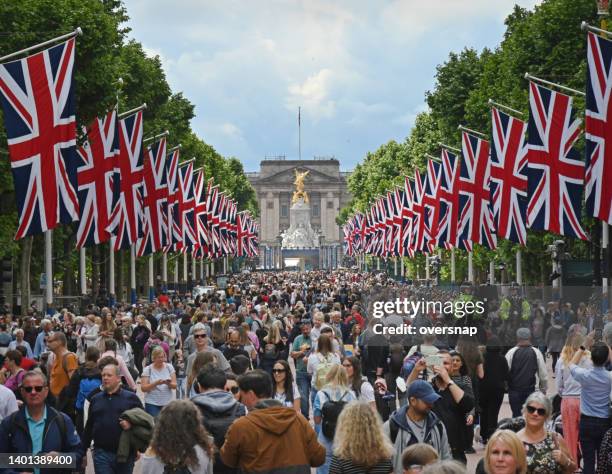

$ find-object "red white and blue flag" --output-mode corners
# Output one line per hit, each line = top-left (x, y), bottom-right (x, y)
(164, 147), (182, 252)
(411, 170), (429, 252)
(176, 161), (196, 252)
(436, 149), (461, 249)
(76, 109), (119, 248)
(107, 110), (144, 250)
(458, 131), (497, 249)
(401, 176), (415, 257)
(525, 83), (588, 240)
(137, 138), (168, 256)
(0, 38), (79, 239)
(423, 159), (442, 252)
(193, 169), (209, 258)
(585, 31), (612, 225)
(490, 108), (528, 245)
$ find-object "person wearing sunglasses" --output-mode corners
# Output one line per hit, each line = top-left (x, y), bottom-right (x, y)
(516, 392), (575, 473)
(0, 370), (82, 474)
(272, 360), (301, 412)
(185, 323), (231, 379)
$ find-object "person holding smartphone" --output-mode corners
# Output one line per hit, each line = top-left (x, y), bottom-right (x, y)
(140, 346), (177, 418)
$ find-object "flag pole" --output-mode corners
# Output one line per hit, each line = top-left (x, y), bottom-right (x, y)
(162, 253), (168, 292)
(45, 230), (53, 314)
(0, 28), (83, 63)
(174, 256), (179, 292)
(458, 124), (487, 139)
(451, 248), (456, 286)
(148, 255), (154, 302)
(200, 258), (204, 285)
(79, 247), (87, 297)
(516, 249), (523, 286)
(524, 73), (586, 97)
(130, 246), (137, 304)
(183, 253), (188, 293)
(439, 142), (461, 153)
(117, 103), (147, 119)
(298, 106), (302, 160)
(581, 21), (612, 38)
(192, 255), (196, 286)
(488, 99), (524, 117)
(468, 251), (474, 284)
(143, 130), (169, 145)
(489, 260), (495, 285)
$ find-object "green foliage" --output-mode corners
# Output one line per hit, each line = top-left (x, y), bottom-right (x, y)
(0, 0), (258, 296)
(342, 0), (599, 285)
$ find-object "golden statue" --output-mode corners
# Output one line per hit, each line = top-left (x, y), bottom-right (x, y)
(292, 169), (310, 204)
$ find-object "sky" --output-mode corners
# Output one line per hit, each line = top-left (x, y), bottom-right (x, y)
(123, 0), (541, 172)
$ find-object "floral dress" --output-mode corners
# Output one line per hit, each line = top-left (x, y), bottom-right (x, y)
(524, 432), (564, 474)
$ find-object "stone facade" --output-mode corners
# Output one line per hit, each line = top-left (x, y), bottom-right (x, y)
(246, 158), (351, 245)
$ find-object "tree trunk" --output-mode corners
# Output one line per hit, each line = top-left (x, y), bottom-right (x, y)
(20, 236), (32, 316)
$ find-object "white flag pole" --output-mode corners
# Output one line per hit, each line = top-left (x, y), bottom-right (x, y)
(148, 255), (154, 302)
(162, 253), (168, 292)
(174, 256), (179, 291)
(451, 248), (456, 285)
(130, 246), (136, 304)
(79, 247), (86, 296)
(109, 244), (115, 305)
(45, 230), (53, 314)
(489, 260), (495, 285)
(516, 250), (523, 286)
(468, 252), (474, 284)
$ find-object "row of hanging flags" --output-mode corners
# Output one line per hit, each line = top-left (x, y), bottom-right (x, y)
(0, 33), (259, 259)
(343, 28), (612, 258)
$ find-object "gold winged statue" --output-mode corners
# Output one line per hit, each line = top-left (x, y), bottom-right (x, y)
(292, 169), (310, 204)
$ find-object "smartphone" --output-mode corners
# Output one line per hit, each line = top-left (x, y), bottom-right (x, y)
(425, 355), (443, 368)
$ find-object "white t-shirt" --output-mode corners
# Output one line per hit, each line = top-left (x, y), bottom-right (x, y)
(273, 381), (301, 407)
(351, 378), (375, 403)
(142, 363), (175, 406)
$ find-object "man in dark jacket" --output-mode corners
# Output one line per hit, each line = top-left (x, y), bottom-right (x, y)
(0, 370), (82, 474)
(191, 367), (246, 473)
(82, 363), (143, 473)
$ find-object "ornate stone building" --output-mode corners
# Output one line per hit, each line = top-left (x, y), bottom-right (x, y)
(246, 157), (351, 247)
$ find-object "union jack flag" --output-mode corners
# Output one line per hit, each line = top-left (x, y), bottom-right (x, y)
(436, 149), (460, 249)
(401, 176), (415, 257)
(76, 110), (119, 248)
(107, 110), (144, 250)
(0, 38), (79, 239)
(390, 188), (404, 257)
(585, 32), (612, 225)
(246, 218), (259, 258)
(193, 169), (209, 257)
(237, 211), (248, 257)
(458, 132), (497, 249)
(423, 160), (442, 252)
(412, 170), (430, 252)
(490, 107), (528, 245)
(137, 138), (167, 257)
(164, 147), (182, 252)
(207, 182), (221, 258)
(525, 83), (588, 240)
(176, 161), (196, 252)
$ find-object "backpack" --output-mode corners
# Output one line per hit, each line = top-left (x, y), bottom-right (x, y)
(321, 391), (349, 440)
(314, 354), (335, 390)
(199, 403), (241, 473)
(76, 376), (101, 410)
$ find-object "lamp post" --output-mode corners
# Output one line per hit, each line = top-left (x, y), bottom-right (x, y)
(319, 235), (325, 270)
(277, 234), (283, 271)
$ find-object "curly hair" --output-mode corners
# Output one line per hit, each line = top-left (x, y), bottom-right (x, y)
(150, 400), (214, 469)
(333, 401), (393, 467)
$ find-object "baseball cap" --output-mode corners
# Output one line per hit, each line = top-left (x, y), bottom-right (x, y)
(407, 380), (441, 404)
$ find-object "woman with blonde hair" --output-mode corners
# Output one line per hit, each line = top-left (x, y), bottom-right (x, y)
(330, 401), (393, 473)
(313, 364), (357, 474)
(555, 333), (591, 464)
(142, 399), (213, 473)
(481, 430), (527, 474)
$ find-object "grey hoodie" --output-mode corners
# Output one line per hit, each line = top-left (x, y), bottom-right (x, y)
(383, 405), (452, 474)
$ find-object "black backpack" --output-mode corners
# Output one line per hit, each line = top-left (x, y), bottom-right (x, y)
(200, 404), (240, 473)
(321, 391), (349, 440)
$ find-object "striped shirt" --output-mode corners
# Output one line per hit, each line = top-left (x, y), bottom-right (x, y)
(329, 456), (393, 474)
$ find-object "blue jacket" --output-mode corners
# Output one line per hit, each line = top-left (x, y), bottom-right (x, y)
(0, 406), (82, 474)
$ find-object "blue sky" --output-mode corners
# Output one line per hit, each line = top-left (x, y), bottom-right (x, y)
(124, 1), (540, 172)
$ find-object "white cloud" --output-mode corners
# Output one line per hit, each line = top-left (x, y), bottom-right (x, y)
(123, 0), (544, 170)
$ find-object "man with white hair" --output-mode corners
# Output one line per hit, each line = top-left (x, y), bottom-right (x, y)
(8, 328), (33, 358)
(185, 323), (231, 376)
(33, 318), (52, 358)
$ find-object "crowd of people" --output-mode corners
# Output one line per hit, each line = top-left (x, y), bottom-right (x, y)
(0, 269), (610, 474)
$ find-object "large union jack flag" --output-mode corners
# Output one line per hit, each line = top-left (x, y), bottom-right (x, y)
(412, 170), (430, 252)
(437, 149), (460, 249)
(0, 38), (79, 239)
(137, 138), (167, 256)
(193, 170), (209, 258)
(423, 159), (442, 252)
(526, 83), (588, 240)
(107, 110), (144, 250)
(401, 176), (415, 257)
(76, 110), (119, 248)
(176, 161), (196, 252)
(490, 107), (528, 245)
(164, 147), (182, 252)
(585, 32), (612, 225)
(458, 132), (497, 249)
(207, 182), (221, 258)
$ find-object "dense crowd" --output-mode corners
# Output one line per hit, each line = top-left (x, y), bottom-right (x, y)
(0, 270), (611, 474)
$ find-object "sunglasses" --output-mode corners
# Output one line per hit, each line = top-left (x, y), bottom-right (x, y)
(272, 369), (286, 374)
(227, 386), (239, 394)
(23, 386), (45, 393)
(342, 363), (352, 368)
(194, 334), (207, 339)
(526, 405), (547, 416)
